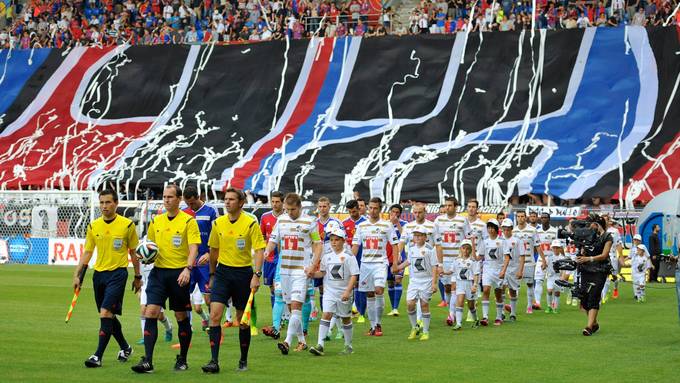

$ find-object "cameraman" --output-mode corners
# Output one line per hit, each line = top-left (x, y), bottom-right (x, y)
(575, 215), (613, 336)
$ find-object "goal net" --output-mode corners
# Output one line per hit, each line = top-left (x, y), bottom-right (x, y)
(0, 191), (97, 265)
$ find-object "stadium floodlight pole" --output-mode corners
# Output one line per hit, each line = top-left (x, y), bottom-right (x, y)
(65, 265), (88, 323)
(664, 3), (680, 26)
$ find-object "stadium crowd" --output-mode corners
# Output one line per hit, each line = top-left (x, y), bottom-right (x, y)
(0, 0), (678, 49)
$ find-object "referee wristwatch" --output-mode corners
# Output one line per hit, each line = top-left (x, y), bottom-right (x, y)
(254, 271), (262, 278)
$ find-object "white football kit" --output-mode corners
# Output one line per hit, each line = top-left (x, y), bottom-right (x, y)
(320, 248), (360, 317)
(515, 224), (539, 283)
(269, 213), (321, 304)
(433, 214), (471, 285)
(478, 236), (509, 289)
(502, 234), (526, 291)
(546, 249), (567, 292)
(352, 219), (399, 292)
(405, 243), (438, 301)
(453, 257), (480, 300)
(535, 226), (558, 281)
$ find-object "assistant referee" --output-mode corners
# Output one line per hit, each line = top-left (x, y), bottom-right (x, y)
(202, 187), (266, 374)
(74, 189), (141, 368)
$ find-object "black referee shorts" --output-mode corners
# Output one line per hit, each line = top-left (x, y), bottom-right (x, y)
(211, 264), (253, 311)
(93, 268), (128, 315)
(146, 267), (191, 312)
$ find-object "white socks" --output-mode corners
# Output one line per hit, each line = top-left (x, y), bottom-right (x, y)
(342, 323), (353, 346)
(160, 316), (172, 331)
(375, 294), (385, 326)
(602, 279), (610, 300)
(495, 302), (504, 320)
(526, 284), (535, 308)
(408, 310), (417, 328)
(422, 312), (431, 333)
(448, 294), (457, 319)
(455, 307), (463, 326)
(285, 309), (305, 345)
(366, 297), (376, 328)
(317, 319), (330, 347)
(534, 280), (544, 306)
(510, 297), (517, 316)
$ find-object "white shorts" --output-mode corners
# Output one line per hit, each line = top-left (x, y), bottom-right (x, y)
(482, 267), (503, 289)
(280, 274), (308, 304)
(534, 264), (546, 281)
(523, 264), (536, 284)
(632, 274), (646, 287)
(191, 284), (204, 305)
(440, 259), (456, 285)
(504, 269), (521, 291)
(322, 295), (354, 318)
(359, 263), (387, 292)
(455, 280), (477, 301)
(546, 275), (562, 292)
(406, 278), (433, 302)
(610, 257), (620, 275)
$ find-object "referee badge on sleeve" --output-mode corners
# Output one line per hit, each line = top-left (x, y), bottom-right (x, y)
(236, 238), (246, 250)
(172, 235), (182, 248)
(113, 238), (123, 250)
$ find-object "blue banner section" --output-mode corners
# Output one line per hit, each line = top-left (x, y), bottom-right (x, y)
(0, 49), (51, 116)
(3, 237), (49, 264)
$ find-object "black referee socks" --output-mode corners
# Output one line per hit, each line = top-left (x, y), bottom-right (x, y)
(111, 317), (129, 350)
(95, 317), (114, 359)
(178, 318), (192, 359)
(209, 326), (221, 361)
(239, 326), (251, 363)
(143, 318), (158, 363)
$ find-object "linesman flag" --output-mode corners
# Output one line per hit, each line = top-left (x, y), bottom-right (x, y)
(65, 265), (88, 323)
(240, 288), (256, 326)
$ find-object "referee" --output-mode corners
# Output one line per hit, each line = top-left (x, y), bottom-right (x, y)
(202, 187), (265, 373)
(131, 185), (201, 373)
(74, 189), (141, 368)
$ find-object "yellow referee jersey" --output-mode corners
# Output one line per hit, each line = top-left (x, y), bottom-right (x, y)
(208, 212), (266, 267)
(85, 215), (139, 272)
(148, 210), (201, 269)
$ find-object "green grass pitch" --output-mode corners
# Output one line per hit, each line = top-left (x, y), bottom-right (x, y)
(1, 265), (678, 382)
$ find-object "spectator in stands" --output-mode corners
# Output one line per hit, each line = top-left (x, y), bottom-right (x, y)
(607, 14), (619, 26)
(354, 18), (364, 35)
(631, 6), (645, 25)
(381, 6), (391, 31)
(2, 0), (679, 49)
(418, 10), (428, 33)
(499, 14), (514, 30)
(336, 19), (346, 36)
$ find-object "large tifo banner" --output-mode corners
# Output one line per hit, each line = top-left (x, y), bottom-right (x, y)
(0, 27), (678, 206)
